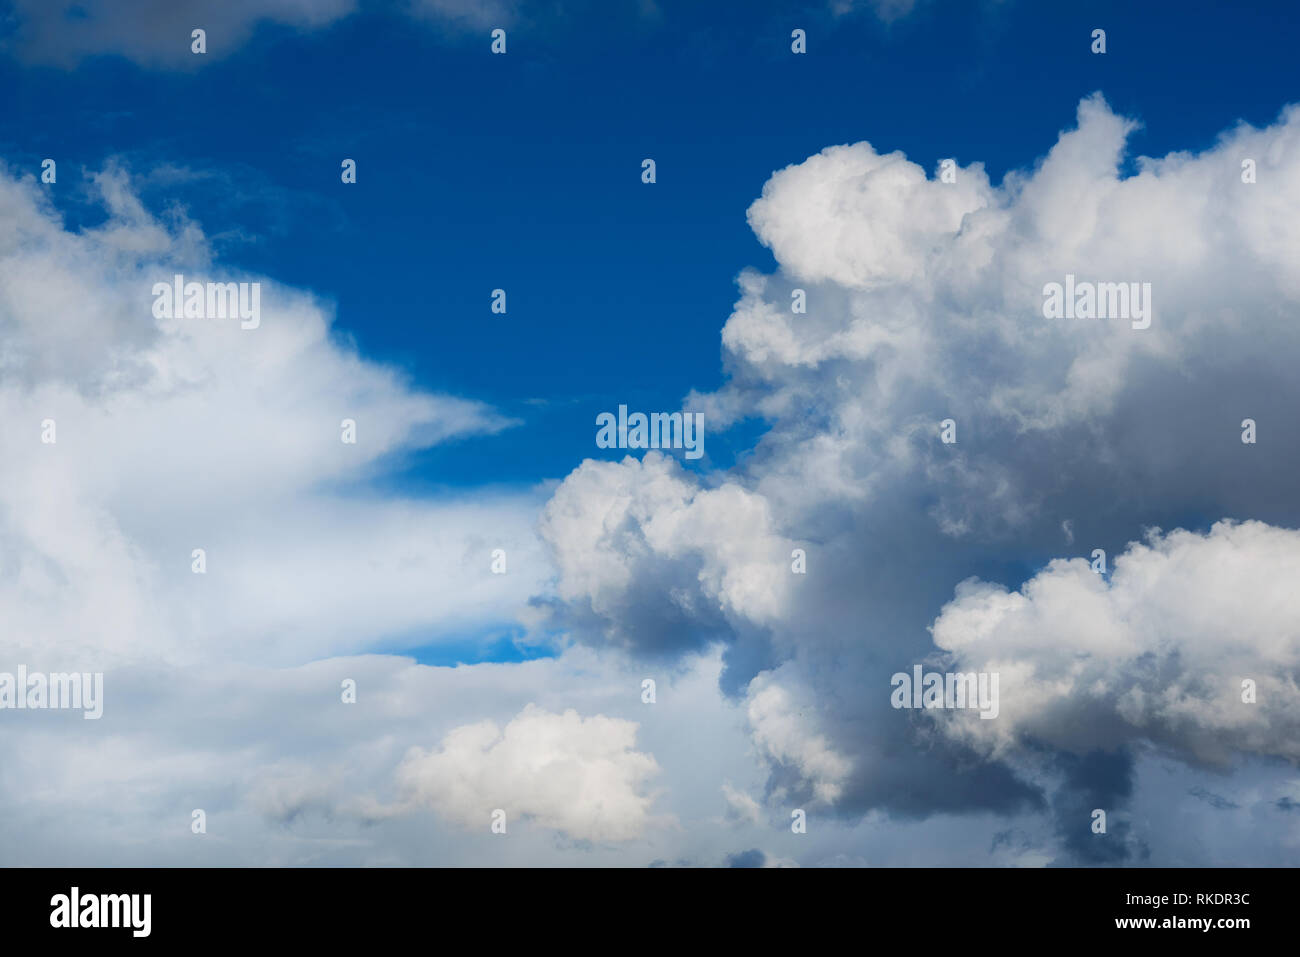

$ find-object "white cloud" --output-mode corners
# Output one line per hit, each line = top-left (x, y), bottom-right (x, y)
(0, 161), (543, 670)
(929, 520), (1300, 767)
(0, 646), (784, 865)
(747, 142), (991, 290)
(395, 704), (665, 842)
(722, 782), (763, 825)
(745, 671), (851, 805)
(537, 453), (797, 654)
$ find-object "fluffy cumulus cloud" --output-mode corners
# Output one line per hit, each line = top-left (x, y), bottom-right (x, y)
(536, 93), (1300, 861)
(537, 452), (797, 660)
(930, 520), (1300, 767)
(745, 140), (992, 291)
(395, 704), (664, 842)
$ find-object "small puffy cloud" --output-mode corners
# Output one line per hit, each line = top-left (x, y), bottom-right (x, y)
(747, 142), (992, 289)
(395, 704), (665, 842)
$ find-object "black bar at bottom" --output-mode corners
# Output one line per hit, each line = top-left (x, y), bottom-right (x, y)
(0, 866), (1283, 944)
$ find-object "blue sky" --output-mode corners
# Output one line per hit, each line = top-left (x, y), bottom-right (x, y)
(5, 0), (1294, 490)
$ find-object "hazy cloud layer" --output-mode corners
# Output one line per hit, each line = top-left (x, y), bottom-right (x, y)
(0, 162), (538, 670)
(3, 0), (358, 67)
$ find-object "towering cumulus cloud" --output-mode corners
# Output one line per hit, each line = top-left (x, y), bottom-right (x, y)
(537, 94), (1300, 860)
